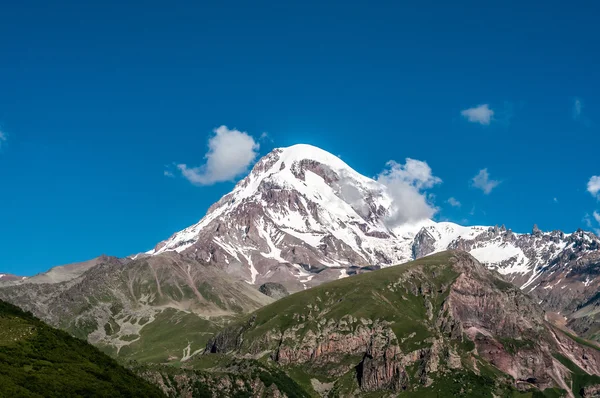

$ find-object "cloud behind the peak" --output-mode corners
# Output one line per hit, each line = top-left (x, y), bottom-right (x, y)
(376, 158), (442, 226)
(461, 104), (494, 125)
(177, 126), (260, 185)
(471, 168), (500, 194)
(588, 176), (600, 199)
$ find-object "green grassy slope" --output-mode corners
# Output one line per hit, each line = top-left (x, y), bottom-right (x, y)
(107, 308), (225, 364)
(216, 252), (459, 353)
(0, 299), (165, 397)
(202, 252), (584, 397)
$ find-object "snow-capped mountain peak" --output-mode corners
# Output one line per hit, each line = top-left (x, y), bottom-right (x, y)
(143, 144), (600, 294)
(146, 145), (424, 287)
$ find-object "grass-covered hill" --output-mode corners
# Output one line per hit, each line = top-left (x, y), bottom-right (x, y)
(0, 298), (165, 397)
(199, 251), (600, 397)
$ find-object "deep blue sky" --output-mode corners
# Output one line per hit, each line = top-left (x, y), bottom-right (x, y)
(1, 0), (599, 275)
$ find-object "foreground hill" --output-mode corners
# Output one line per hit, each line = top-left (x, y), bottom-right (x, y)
(0, 299), (164, 397)
(196, 251), (600, 397)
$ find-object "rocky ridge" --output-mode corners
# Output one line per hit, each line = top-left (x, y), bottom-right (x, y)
(258, 282), (290, 300)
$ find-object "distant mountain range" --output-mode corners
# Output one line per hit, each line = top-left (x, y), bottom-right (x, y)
(1, 144), (600, 397)
(0, 273), (24, 282)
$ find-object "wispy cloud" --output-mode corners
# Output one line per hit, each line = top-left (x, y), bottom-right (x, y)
(553, 197), (559, 203)
(461, 104), (494, 125)
(588, 176), (600, 199)
(583, 212), (600, 236)
(176, 125), (260, 186)
(494, 101), (521, 127)
(376, 158), (442, 226)
(471, 168), (501, 194)
(163, 170), (174, 178)
(0, 130), (7, 149)
(447, 197), (461, 207)
(573, 98), (583, 120)
(573, 97), (591, 126)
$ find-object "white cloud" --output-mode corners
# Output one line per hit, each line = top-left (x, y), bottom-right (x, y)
(553, 197), (559, 203)
(594, 211), (600, 224)
(471, 168), (501, 194)
(163, 170), (174, 178)
(177, 125), (260, 185)
(447, 197), (461, 207)
(376, 158), (442, 226)
(461, 104), (494, 125)
(0, 130), (6, 149)
(588, 176), (600, 199)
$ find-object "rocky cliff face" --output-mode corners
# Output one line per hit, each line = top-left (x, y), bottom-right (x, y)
(202, 251), (600, 396)
(258, 282), (290, 300)
(137, 360), (309, 398)
(448, 226), (600, 342)
(412, 228), (437, 259)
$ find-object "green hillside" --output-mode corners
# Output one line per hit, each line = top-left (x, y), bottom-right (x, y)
(0, 299), (165, 397)
(201, 251), (600, 397)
